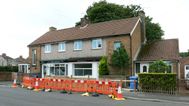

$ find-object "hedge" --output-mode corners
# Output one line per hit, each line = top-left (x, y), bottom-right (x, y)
(0, 66), (18, 72)
(138, 73), (177, 91)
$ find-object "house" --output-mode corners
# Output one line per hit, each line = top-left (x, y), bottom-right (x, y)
(0, 53), (17, 66)
(15, 56), (30, 73)
(28, 11), (146, 78)
(28, 12), (179, 79)
(180, 57), (189, 80)
(135, 39), (180, 78)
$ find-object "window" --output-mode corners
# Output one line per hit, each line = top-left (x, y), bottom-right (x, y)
(58, 42), (65, 52)
(114, 41), (121, 50)
(186, 66), (189, 70)
(49, 64), (67, 76)
(74, 64), (92, 76)
(44, 44), (51, 53)
(143, 66), (147, 73)
(74, 40), (82, 50)
(136, 63), (140, 73)
(32, 49), (36, 65)
(92, 39), (102, 49)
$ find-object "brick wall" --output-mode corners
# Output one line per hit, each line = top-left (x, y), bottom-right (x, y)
(0, 72), (12, 81)
(106, 35), (131, 75)
(180, 57), (189, 80)
(28, 45), (41, 73)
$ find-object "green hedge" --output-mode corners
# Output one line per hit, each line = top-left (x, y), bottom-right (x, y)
(138, 73), (177, 91)
(0, 66), (18, 72)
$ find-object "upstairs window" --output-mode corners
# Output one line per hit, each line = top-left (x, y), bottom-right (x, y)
(74, 40), (82, 50)
(92, 39), (102, 49)
(44, 44), (51, 53)
(32, 49), (36, 65)
(114, 41), (121, 50)
(58, 42), (66, 52)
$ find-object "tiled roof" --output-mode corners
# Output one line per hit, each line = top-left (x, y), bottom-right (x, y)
(29, 17), (140, 46)
(137, 39), (179, 61)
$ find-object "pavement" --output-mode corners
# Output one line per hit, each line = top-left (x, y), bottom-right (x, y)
(122, 90), (189, 103)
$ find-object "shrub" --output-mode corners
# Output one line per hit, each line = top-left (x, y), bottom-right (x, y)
(138, 73), (177, 92)
(99, 56), (109, 76)
(0, 66), (18, 72)
(149, 60), (169, 73)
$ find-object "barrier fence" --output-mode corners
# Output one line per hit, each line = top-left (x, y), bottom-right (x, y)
(22, 76), (119, 96)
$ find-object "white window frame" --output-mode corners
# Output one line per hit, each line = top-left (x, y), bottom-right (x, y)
(58, 42), (66, 52)
(44, 44), (51, 53)
(114, 41), (121, 50)
(74, 40), (82, 50)
(92, 38), (102, 49)
(74, 63), (92, 76)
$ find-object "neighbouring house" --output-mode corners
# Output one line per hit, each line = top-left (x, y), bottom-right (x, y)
(28, 12), (180, 79)
(135, 39), (180, 78)
(0, 53), (17, 66)
(180, 57), (189, 80)
(15, 56), (30, 73)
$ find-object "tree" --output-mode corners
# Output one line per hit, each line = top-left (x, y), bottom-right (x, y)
(99, 56), (109, 76)
(149, 60), (169, 73)
(76, 0), (164, 43)
(111, 44), (129, 75)
(180, 49), (189, 57)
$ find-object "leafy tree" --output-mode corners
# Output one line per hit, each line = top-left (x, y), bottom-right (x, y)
(180, 50), (189, 57)
(76, 0), (164, 43)
(111, 44), (129, 75)
(149, 60), (170, 73)
(99, 56), (109, 76)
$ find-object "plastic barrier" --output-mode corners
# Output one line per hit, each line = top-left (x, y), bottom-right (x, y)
(22, 77), (119, 97)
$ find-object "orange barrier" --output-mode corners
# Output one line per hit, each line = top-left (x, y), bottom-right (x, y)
(22, 77), (119, 96)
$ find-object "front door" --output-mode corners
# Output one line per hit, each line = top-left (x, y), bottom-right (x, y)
(185, 65), (189, 80)
(140, 64), (149, 73)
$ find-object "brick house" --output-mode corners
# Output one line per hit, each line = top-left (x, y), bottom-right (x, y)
(135, 39), (180, 78)
(28, 14), (146, 78)
(180, 57), (189, 80)
(28, 13), (180, 79)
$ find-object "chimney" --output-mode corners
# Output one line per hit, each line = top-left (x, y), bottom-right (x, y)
(80, 16), (90, 27)
(2, 53), (6, 57)
(19, 55), (23, 59)
(49, 26), (57, 31)
(138, 11), (146, 43)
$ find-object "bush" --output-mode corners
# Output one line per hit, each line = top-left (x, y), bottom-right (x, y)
(149, 60), (169, 73)
(138, 73), (177, 92)
(0, 66), (18, 72)
(99, 56), (109, 76)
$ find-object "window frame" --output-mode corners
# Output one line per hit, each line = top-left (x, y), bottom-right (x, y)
(44, 44), (52, 53)
(92, 38), (102, 49)
(114, 41), (121, 50)
(74, 40), (83, 50)
(74, 63), (92, 76)
(32, 49), (36, 65)
(58, 42), (66, 52)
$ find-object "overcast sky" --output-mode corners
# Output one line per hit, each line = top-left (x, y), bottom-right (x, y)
(0, 0), (188, 58)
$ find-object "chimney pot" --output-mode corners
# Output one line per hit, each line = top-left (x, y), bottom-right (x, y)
(49, 26), (57, 31)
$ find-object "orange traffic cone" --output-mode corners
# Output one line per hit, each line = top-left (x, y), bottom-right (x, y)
(33, 79), (40, 91)
(12, 79), (17, 88)
(114, 83), (125, 100)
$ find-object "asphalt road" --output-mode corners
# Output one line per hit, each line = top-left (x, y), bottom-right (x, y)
(0, 85), (189, 106)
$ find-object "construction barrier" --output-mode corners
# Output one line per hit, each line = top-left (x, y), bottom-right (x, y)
(22, 77), (120, 96)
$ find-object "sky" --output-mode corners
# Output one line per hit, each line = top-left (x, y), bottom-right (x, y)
(0, 0), (189, 58)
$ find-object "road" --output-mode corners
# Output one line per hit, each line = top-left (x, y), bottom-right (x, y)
(0, 85), (189, 106)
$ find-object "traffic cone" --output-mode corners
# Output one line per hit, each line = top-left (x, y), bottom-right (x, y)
(12, 79), (17, 88)
(33, 79), (41, 91)
(114, 84), (125, 100)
